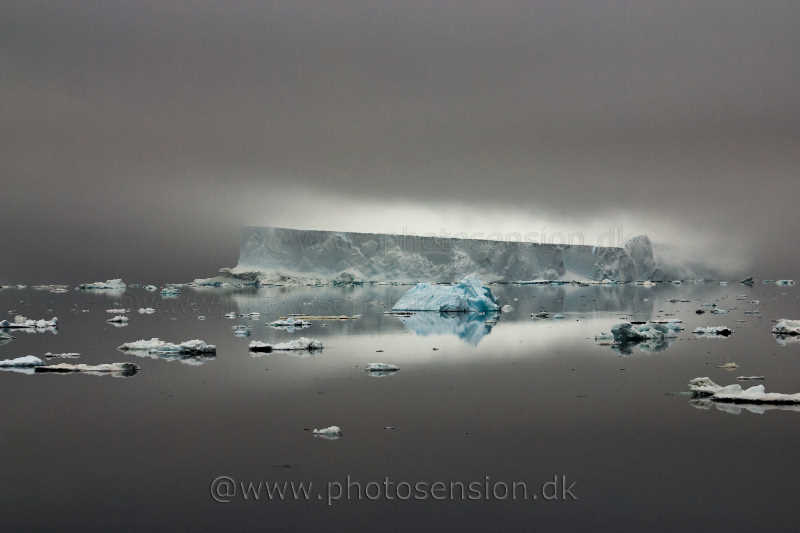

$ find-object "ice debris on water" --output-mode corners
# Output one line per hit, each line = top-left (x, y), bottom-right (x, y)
(138, 308), (156, 314)
(609, 322), (677, 354)
(391, 275), (499, 313)
(160, 286), (181, 296)
(710, 308), (729, 315)
(35, 362), (139, 376)
(771, 319), (800, 336)
(233, 325), (251, 337)
(144, 285), (158, 292)
(365, 362), (399, 374)
(44, 352), (80, 359)
(269, 317), (312, 331)
(118, 338), (216, 354)
(0, 355), (44, 367)
(776, 280), (795, 286)
(717, 362), (738, 369)
(248, 337), (324, 352)
(693, 326), (733, 336)
(0, 316), (58, 329)
(737, 376), (765, 381)
(106, 308), (129, 314)
(106, 315), (129, 324)
(224, 312), (236, 319)
(689, 377), (800, 404)
(78, 279), (126, 291)
(501, 304), (513, 313)
(312, 426), (342, 439)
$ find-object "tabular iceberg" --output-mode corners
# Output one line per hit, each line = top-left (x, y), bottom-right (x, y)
(218, 226), (675, 285)
(392, 275), (499, 312)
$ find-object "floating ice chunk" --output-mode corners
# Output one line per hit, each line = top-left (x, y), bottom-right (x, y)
(693, 326), (734, 336)
(106, 308), (129, 314)
(35, 362), (138, 377)
(248, 337), (324, 352)
(365, 362), (399, 374)
(391, 275), (499, 313)
(772, 319), (800, 336)
(501, 304), (513, 313)
(106, 315), (129, 323)
(0, 316), (58, 329)
(594, 331), (613, 344)
(118, 338), (216, 354)
(269, 318), (312, 331)
(531, 311), (551, 319)
(224, 312), (236, 319)
(44, 352), (80, 359)
(138, 308), (156, 314)
(740, 276), (755, 286)
(312, 426), (342, 439)
(737, 376), (765, 381)
(689, 377), (800, 404)
(710, 308), (729, 315)
(78, 279), (126, 290)
(717, 362), (738, 369)
(160, 286), (181, 296)
(233, 325), (251, 337)
(551, 313), (566, 319)
(776, 280), (795, 286)
(0, 355), (44, 367)
(144, 285), (158, 292)
(610, 322), (675, 354)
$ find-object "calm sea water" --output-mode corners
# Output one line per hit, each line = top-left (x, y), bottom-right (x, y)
(1, 282), (799, 531)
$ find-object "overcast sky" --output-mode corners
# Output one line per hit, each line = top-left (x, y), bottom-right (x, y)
(1, 1), (798, 282)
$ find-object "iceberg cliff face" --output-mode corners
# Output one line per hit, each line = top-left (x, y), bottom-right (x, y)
(232, 226), (657, 283)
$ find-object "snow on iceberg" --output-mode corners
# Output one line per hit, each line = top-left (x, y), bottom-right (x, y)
(0, 316), (58, 329)
(118, 338), (216, 354)
(693, 326), (734, 336)
(0, 355), (44, 367)
(391, 275), (499, 313)
(689, 377), (800, 404)
(772, 319), (800, 336)
(249, 337), (324, 353)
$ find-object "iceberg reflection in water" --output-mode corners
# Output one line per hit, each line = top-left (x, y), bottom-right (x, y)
(397, 311), (498, 346)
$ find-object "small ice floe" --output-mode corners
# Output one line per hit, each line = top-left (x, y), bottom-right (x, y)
(771, 319), (800, 336)
(776, 280), (795, 287)
(233, 325), (251, 337)
(501, 304), (513, 313)
(118, 338), (216, 354)
(710, 308), (729, 315)
(144, 285), (158, 292)
(719, 281), (729, 286)
(197, 315), (206, 320)
(0, 355), (44, 368)
(269, 318), (312, 331)
(312, 426), (342, 439)
(689, 377), (800, 404)
(248, 337), (324, 353)
(551, 313), (566, 319)
(610, 322), (676, 354)
(531, 311), (551, 319)
(737, 376), (765, 381)
(35, 362), (139, 377)
(138, 308), (156, 314)
(106, 308), (129, 314)
(740, 276), (755, 286)
(650, 319), (685, 332)
(0, 316), (58, 330)
(160, 286), (181, 296)
(78, 279), (126, 291)
(693, 326), (734, 336)
(106, 315), (129, 324)
(44, 352), (80, 359)
(717, 362), (738, 370)
(391, 275), (499, 313)
(365, 362), (399, 376)
(242, 312), (261, 319)
(224, 312), (236, 319)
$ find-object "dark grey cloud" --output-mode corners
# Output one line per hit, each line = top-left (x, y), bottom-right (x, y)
(1, 1), (798, 282)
